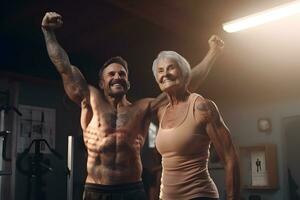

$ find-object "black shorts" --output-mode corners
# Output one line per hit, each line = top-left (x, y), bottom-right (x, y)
(83, 182), (147, 200)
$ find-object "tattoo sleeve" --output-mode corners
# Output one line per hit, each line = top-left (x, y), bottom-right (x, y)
(42, 28), (89, 104)
(196, 101), (210, 112)
(205, 100), (240, 200)
(42, 28), (71, 74)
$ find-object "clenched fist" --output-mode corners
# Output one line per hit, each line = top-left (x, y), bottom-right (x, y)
(208, 35), (224, 52)
(41, 12), (63, 30)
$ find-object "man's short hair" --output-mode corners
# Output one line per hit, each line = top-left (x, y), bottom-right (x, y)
(99, 56), (128, 79)
(152, 51), (191, 84)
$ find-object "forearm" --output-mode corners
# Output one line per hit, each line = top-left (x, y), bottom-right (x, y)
(225, 155), (240, 200)
(188, 48), (221, 92)
(42, 27), (71, 74)
(42, 27), (89, 104)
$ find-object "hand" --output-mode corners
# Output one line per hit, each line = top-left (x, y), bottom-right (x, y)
(41, 12), (63, 30)
(208, 35), (224, 52)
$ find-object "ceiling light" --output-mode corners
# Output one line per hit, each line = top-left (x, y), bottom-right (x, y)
(223, 0), (300, 33)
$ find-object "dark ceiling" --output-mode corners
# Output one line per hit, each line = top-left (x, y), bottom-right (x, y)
(1, 0), (300, 103)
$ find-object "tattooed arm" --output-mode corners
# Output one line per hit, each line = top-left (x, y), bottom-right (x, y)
(188, 35), (224, 92)
(195, 98), (240, 200)
(41, 12), (89, 105)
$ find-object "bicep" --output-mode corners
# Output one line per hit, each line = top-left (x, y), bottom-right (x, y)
(61, 65), (89, 105)
(205, 101), (236, 163)
(207, 123), (234, 162)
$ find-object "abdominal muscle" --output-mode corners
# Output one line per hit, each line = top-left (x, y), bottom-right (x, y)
(83, 126), (143, 185)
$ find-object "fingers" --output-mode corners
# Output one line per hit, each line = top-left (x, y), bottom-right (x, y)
(209, 34), (224, 47)
(48, 12), (62, 19)
(216, 38), (224, 47)
(42, 12), (63, 28)
(43, 12), (62, 23)
(48, 12), (62, 22)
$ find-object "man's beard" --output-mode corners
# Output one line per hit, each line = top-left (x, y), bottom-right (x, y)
(107, 79), (130, 98)
(108, 89), (126, 98)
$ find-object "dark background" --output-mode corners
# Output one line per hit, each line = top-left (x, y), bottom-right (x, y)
(2, 0), (299, 103)
(1, 1), (300, 200)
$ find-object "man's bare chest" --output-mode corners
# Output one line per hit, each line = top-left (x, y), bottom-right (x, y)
(84, 107), (148, 153)
(91, 105), (150, 132)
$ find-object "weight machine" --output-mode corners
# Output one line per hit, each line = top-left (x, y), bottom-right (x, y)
(16, 139), (63, 200)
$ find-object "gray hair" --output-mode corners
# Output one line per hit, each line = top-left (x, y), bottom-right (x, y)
(152, 51), (191, 84)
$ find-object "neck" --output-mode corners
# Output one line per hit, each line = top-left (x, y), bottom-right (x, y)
(111, 95), (130, 108)
(104, 92), (130, 108)
(166, 88), (190, 106)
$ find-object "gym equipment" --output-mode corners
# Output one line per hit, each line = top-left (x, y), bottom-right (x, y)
(0, 90), (22, 176)
(16, 139), (63, 200)
(67, 136), (74, 200)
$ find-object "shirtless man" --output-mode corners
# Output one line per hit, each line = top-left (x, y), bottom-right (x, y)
(41, 12), (224, 200)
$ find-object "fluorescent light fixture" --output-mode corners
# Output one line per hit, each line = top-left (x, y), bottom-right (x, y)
(223, 0), (300, 33)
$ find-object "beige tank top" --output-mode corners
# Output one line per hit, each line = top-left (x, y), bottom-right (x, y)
(156, 93), (219, 200)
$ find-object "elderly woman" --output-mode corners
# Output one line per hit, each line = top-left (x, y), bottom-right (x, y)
(152, 51), (240, 200)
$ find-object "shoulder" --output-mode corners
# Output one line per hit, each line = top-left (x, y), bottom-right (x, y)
(88, 85), (99, 93)
(193, 95), (220, 119)
(193, 94), (211, 111)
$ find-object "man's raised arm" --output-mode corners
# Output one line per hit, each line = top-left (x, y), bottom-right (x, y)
(41, 12), (89, 105)
(188, 35), (224, 92)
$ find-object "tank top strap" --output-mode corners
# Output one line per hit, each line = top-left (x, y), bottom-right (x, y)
(187, 93), (203, 122)
(159, 103), (170, 129)
(159, 93), (202, 129)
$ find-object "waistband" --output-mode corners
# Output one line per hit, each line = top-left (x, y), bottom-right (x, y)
(84, 181), (144, 192)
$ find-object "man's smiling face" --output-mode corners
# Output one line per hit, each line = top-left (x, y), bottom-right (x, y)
(100, 63), (130, 98)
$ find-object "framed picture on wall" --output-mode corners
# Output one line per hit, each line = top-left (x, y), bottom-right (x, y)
(208, 144), (223, 169)
(239, 144), (278, 189)
(251, 151), (268, 186)
(17, 105), (56, 154)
